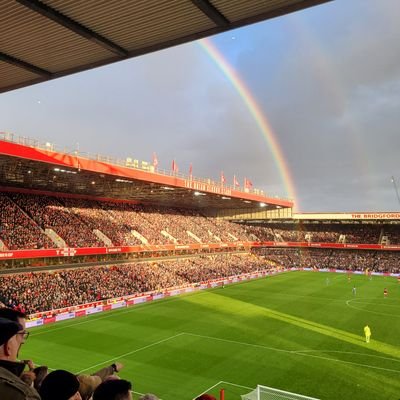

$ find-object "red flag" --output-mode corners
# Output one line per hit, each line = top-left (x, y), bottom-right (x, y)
(244, 177), (253, 189)
(233, 175), (239, 187)
(152, 152), (158, 168)
(189, 163), (193, 178)
(172, 159), (179, 173)
(221, 171), (226, 185)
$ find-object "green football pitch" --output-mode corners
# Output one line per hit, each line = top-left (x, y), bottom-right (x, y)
(22, 271), (400, 399)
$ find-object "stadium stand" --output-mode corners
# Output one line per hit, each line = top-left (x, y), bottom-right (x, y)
(245, 223), (383, 244)
(254, 248), (399, 273)
(0, 192), (255, 249)
(0, 193), (54, 250)
(1, 191), (399, 252)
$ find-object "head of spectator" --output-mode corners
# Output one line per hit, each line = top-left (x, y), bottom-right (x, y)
(0, 307), (29, 358)
(0, 317), (24, 363)
(33, 365), (49, 391)
(0, 307), (28, 343)
(77, 374), (102, 400)
(196, 395), (217, 400)
(0, 307), (27, 326)
(40, 369), (82, 400)
(139, 394), (159, 400)
(93, 379), (132, 400)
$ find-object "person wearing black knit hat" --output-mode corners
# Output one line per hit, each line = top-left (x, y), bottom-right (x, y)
(40, 369), (82, 400)
(93, 379), (132, 400)
(0, 317), (40, 400)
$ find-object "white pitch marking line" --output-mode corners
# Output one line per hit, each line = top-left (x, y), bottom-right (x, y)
(292, 349), (400, 363)
(291, 351), (400, 374)
(182, 332), (400, 374)
(345, 299), (400, 318)
(192, 381), (223, 400)
(183, 332), (295, 354)
(220, 381), (253, 390)
(75, 332), (184, 374)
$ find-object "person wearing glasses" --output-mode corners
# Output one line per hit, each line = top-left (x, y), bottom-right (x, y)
(0, 308), (39, 387)
(0, 317), (41, 399)
(0, 308), (29, 349)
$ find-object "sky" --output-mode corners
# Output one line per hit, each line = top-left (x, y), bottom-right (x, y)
(1, 0), (400, 212)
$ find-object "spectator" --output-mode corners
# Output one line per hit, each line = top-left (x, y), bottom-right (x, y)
(40, 369), (81, 400)
(77, 374), (101, 400)
(0, 317), (40, 400)
(93, 379), (133, 400)
(77, 362), (124, 400)
(0, 308), (27, 335)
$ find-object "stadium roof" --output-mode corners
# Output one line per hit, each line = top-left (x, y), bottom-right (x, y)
(1, 0), (331, 93)
(0, 135), (293, 210)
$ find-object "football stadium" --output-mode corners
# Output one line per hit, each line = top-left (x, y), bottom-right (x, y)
(0, 1), (399, 400)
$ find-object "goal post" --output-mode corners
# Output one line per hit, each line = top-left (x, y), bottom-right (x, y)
(241, 385), (320, 400)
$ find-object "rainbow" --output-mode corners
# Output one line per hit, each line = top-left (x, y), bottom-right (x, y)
(199, 38), (298, 208)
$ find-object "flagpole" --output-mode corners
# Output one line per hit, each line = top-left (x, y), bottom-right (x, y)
(391, 176), (400, 206)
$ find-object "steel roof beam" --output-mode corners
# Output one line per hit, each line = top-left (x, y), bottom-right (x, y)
(191, 0), (230, 27)
(0, 51), (52, 77)
(15, 0), (128, 57)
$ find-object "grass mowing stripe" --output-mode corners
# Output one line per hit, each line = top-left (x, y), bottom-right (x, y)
(183, 332), (400, 374)
(29, 294), (200, 337)
(75, 333), (185, 374)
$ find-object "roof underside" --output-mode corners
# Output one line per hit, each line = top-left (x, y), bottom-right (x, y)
(1, 0), (331, 93)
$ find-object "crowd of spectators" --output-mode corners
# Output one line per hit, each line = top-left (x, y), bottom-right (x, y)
(0, 254), (268, 315)
(0, 194), (54, 250)
(63, 198), (142, 246)
(374, 252), (400, 273)
(0, 192), (253, 249)
(246, 222), (394, 244)
(381, 225), (400, 244)
(8, 193), (103, 248)
(0, 192), (399, 251)
(254, 248), (399, 273)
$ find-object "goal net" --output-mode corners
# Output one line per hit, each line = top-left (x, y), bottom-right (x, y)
(241, 385), (320, 400)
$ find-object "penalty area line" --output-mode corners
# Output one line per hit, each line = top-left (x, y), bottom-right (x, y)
(76, 332), (185, 374)
(182, 332), (400, 374)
